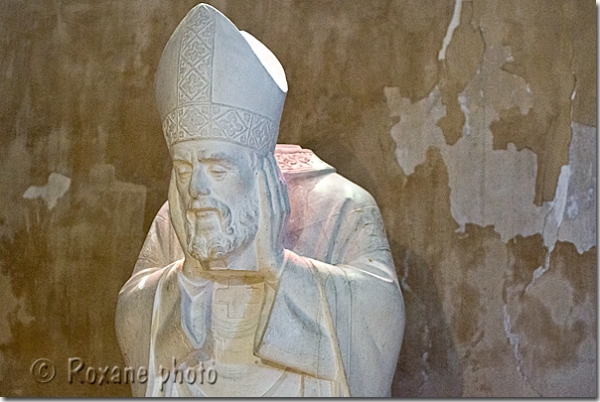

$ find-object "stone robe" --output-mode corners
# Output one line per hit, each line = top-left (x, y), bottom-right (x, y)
(115, 147), (405, 397)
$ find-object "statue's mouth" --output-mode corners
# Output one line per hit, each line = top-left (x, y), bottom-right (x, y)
(186, 207), (222, 231)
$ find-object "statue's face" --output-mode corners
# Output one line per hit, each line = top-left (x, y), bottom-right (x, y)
(171, 139), (260, 263)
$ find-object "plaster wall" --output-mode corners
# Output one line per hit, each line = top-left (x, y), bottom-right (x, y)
(0, 0), (596, 396)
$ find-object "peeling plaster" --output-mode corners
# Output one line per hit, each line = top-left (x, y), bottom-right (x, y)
(557, 122), (596, 253)
(541, 165), (570, 251)
(385, 86), (446, 176)
(386, 45), (595, 255)
(524, 251), (551, 294)
(22, 173), (71, 210)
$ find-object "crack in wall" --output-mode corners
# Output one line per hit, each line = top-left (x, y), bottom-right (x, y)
(524, 250), (551, 294)
(502, 304), (541, 396)
(438, 0), (464, 61)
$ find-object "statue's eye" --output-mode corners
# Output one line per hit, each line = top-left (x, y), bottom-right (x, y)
(176, 164), (192, 178)
(209, 166), (227, 179)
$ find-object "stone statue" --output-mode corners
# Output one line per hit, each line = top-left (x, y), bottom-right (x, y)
(115, 4), (404, 397)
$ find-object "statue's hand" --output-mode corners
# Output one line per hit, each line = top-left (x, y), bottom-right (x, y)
(256, 154), (290, 282)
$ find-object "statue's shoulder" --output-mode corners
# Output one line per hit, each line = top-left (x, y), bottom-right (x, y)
(117, 262), (181, 321)
(275, 144), (335, 178)
(115, 262), (181, 375)
(275, 145), (378, 210)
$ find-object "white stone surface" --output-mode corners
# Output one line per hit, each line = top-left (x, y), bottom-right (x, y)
(116, 4), (404, 397)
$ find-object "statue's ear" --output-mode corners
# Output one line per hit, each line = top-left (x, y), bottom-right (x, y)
(168, 169), (189, 256)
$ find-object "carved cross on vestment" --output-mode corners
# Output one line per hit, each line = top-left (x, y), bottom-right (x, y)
(214, 280), (261, 319)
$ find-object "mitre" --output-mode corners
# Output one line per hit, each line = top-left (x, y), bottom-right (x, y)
(155, 3), (288, 154)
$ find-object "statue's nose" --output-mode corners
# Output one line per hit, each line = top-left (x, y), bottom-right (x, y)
(190, 168), (211, 198)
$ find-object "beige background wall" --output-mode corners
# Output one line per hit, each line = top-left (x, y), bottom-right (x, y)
(0, 0), (595, 397)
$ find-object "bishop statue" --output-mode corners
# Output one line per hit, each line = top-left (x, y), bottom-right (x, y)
(115, 4), (405, 397)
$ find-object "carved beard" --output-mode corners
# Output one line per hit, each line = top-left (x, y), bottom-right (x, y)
(185, 194), (259, 263)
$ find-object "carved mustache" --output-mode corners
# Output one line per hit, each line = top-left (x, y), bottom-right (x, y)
(186, 197), (233, 235)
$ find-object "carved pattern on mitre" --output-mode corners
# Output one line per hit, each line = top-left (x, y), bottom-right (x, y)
(160, 5), (280, 154)
(163, 104), (278, 153)
(178, 7), (215, 104)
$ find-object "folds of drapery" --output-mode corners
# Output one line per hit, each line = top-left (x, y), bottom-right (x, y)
(116, 170), (404, 397)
